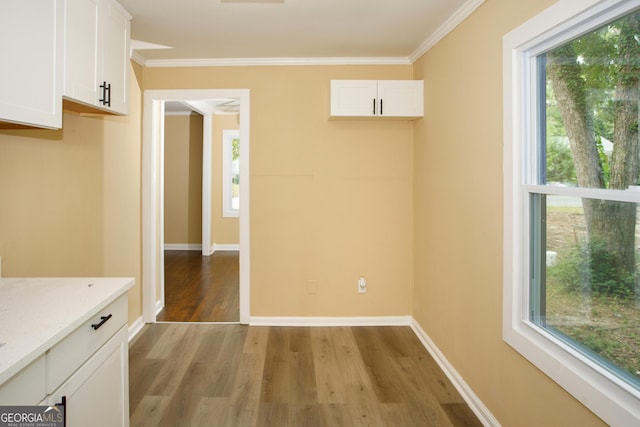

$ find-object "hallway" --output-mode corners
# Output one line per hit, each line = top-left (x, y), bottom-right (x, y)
(157, 250), (239, 322)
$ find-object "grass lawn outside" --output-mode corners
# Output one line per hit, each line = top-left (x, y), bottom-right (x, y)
(544, 205), (640, 383)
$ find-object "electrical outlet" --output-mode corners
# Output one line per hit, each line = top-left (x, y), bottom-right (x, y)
(358, 276), (367, 293)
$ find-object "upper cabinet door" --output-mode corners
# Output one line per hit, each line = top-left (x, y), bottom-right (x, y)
(64, 0), (100, 107)
(330, 80), (378, 117)
(98, 0), (130, 115)
(63, 0), (131, 115)
(0, 0), (63, 129)
(377, 80), (424, 118)
(329, 80), (423, 119)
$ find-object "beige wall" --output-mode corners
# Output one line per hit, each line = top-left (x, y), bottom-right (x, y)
(212, 114), (239, 246)
(145, 65), (414, 316)
(164, 113), (203, 246)
(411, 0), (606, 425)
(103, 61), (143, 324)
(0, 115), (104, 276)
(0, 61), (143, 324)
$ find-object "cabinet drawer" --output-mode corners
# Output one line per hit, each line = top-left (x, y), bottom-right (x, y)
(0, 355), (46, 405)
(46, 294), (127, 393)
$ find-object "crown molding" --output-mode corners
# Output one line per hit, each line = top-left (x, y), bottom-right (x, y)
(409, 0), (485, 63)
(130, 50), (147, 66)
(131, 0), (485, 68)
(140, 56), (412, 68)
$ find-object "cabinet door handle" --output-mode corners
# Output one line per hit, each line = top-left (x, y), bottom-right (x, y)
(99, 82), (111, 107)
(105, 83), (111, 107)
(91, 314), (112, 330)
(99, 82), (107, 105)
(373, 98), (376, 115)
(380, 99), (383, 115)
(55, 395), (66, 427)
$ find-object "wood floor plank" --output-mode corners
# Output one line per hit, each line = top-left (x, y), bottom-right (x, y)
(128, 357), (164, 414)
(260, 327), (290, 403)
(129, 395), (171, 427)
(310, 328), (349, 404)
(379, 403), (420, 427)
(146, 325), (205, 396)
(395, 354), (465, 404)
(243, 325), (269, 354)
(318, 403), (354, 427)
(206, 325), (248, 397)
(192, 397), (233, 427)
(158, 250), (239, 322)
(256, 403), (289, 427)
(442, 403), (484, 427)
(289, 351), (317, 404)
(288, 326), (313, 353)
(289, 404), (322, 427)
(227, 353), (265, 426)
(129, 324), (483, 427)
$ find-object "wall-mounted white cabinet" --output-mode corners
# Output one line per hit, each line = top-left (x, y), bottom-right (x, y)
(0, 0), (64, 129)
(330, 80), (424, 119)
(63, 0), (131, 115)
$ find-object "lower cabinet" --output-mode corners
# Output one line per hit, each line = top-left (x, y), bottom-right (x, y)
(0, 293), (130, 427)
(48, 326), (129, 427)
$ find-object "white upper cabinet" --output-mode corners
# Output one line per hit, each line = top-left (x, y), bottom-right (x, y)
(64, 0), (131, 115)
(330, 80), (424, 119)
(0, 0), (64, 129)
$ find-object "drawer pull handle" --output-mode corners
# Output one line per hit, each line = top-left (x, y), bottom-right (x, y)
(91, 314), (113, 330)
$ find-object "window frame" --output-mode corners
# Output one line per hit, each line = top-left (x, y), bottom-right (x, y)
(503, 1), (640, 425)
(222, 129), (240, 218)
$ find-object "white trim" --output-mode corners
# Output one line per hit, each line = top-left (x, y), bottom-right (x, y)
(249, 316), (412, 327)
(164, 243), (202, 251)
(409, 0), (486, 63)
(142, 98), (163, 323)
(163, 110), (194, 116)
(213, 243), (240, 252)
(127, 317), (145, 343)
(141, 57), (412, 68)
(202, 115), (213, 257)
(130, 50), (146, 66)
(142, 89), (251, 325)
(410, 319), (501, 427)
(156, 299), (164, 316)
(503, 1), (640, 426)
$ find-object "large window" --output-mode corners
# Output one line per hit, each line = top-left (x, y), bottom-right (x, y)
(504, 1), (640, 425)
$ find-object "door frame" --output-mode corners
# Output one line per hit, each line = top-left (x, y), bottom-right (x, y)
(142, 89), (250, 324)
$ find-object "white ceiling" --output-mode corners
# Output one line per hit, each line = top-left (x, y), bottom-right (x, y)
(121, 0), (482, 65)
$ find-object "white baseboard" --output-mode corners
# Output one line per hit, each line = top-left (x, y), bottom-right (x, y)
(128, 316), (145, 342)
(410, 319), (500, 427)
(249, 316), (412, 327)
(164, 243), (202, 251)
(155, 299), (164, 316)
(213, 243), (240, 252)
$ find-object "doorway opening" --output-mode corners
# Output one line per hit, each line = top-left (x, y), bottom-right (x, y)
(142, 89), (250, 324)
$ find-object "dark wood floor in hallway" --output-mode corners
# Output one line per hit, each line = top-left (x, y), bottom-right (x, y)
(129, 323), (483, 427)
(157, 250), (239, 323)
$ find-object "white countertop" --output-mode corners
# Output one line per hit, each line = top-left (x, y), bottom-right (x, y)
(0, 277), (134, 385)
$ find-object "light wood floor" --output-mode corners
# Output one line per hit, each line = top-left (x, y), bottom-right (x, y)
(129, 323), (482, 426)
(157, 250), (239, 323)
